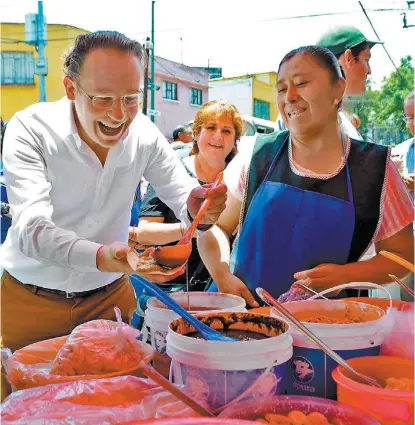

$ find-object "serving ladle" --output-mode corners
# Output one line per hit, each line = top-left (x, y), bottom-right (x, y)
(130, 274), (237, 342)
(152, 172), (224, 269)
(256, 287), (383, 388)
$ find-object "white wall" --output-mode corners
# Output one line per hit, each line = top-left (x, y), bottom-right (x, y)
(208, 78), (252, 115)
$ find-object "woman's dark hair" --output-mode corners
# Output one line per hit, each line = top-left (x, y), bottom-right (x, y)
(278, 45), (343, 82)
(278, 45), (344, 108)
(64, 31), (147, 79)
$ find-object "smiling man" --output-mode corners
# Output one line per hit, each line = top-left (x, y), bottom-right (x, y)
(0, 31), (226, 357)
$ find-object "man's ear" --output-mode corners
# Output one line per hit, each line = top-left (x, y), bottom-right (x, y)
(341, 49), (354, 69)
(63, 76), (76, 100)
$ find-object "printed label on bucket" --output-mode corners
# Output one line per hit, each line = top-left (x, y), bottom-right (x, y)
(287, 345), (380, 399)
(176, 361), (289, 410)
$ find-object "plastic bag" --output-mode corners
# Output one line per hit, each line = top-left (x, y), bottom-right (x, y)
(0, 376), (202, 425)
(50, 307), (143, 376)
(1, 308), (155, 391)
(380, 303), (414, 359)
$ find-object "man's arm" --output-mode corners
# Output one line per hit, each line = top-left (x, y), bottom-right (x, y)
(143, 132), (198, 225)
(3, 115), (102, 272)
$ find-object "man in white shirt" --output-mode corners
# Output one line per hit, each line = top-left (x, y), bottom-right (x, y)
(0, 31), (226, 356)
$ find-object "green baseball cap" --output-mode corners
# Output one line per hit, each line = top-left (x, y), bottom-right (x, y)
(317, 26), (383, 56)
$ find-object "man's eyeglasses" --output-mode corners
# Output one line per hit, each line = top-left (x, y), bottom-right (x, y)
(403, 116), (414, 124)
(77, 83), (143, 110)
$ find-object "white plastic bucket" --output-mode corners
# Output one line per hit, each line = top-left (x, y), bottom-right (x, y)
(271, 283), (392, 400)
(142, 292), (246, 377)
(167, 312), (293, 412)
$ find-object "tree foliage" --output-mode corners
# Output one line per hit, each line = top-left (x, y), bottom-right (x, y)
(345, 56), (414, 143)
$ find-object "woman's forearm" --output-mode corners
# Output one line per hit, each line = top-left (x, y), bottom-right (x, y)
(134, 222), (184, 245)
(197, 225), (233, 283)
(344, 254), (412, 285)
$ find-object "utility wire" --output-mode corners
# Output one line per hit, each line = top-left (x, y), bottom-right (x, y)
(358, 0), (406, 83)
(1, 7), (412, 39)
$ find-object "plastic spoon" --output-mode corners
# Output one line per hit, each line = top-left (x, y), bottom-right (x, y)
(130, 274), (237, 342)
(256, 287), (383, 388)
(138, 361), (214, 417)
(380, 250), (415, 272)
(153, 172), (224, 268)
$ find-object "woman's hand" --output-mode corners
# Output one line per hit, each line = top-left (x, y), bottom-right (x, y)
(216, 272), (259, 307)
(293, 263), (348, 293)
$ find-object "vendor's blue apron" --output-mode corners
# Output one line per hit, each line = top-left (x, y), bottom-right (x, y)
(211, 136), (356, 298)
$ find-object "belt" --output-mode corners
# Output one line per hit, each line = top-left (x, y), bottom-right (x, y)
(27, 279), (119, 299)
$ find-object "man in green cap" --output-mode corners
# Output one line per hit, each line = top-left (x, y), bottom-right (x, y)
(317, 25), (383, 96)
(315, 25), (383, 141)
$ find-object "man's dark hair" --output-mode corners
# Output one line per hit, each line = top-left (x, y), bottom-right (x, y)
(0, 118), (5, 157)
(64, 31), (147, 79)
(335, 41), (369, 60)
(172, 125), (187, 141)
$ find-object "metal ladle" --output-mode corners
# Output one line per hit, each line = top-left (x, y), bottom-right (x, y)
(388, 274), (415, 298)
(152, 172), (224, 268)
(256, 287), (383, 388)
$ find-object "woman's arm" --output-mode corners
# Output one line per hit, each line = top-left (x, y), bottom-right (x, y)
(348, 223), (414, 283)
(294, 224), (414, 291)
(131, 216), (184, 246)
(197, 191), (259, 306)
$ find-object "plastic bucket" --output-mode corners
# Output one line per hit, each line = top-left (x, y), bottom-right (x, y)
(345, 297), (414, 360)
(271, 298), (389, 400)
(333, 356), (414, 425)
(219, 395), (381, 424)
(142, 292), (246, 377)
(167, 312), (293, 412)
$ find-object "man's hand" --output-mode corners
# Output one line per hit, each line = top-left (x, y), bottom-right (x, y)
(293, 263), (348, 294)
(404, 174), (415, 192)
(216, 272), (259, 307)
(97, 242), (186, 283)
(96, 242), (136, 275)
(187, 183), (227, 225)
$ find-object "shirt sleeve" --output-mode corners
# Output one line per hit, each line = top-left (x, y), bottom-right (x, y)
(223, 136), (256, 202)
(143, 130), (198, 224)
(3, 115), (102, 272)
(139, 185), (170, 218)
(375, 158), (414, 242)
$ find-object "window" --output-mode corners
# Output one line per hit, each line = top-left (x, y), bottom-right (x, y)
(163, 80), (178, 100)
(190, 88), (202, 106)
(253, 99), (270, 120)
(1, 52), (35, 85)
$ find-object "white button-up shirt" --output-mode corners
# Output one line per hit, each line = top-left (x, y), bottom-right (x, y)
(1, 97), (197, 292)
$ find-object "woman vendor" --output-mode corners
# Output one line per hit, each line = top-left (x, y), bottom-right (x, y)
(129, 100), (242, 313)
(197, 45), (414, 307)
